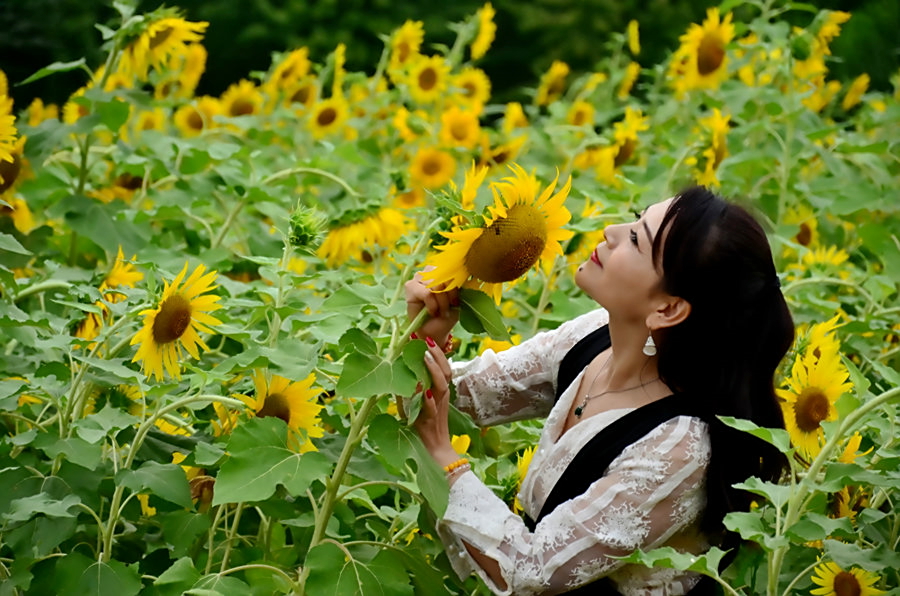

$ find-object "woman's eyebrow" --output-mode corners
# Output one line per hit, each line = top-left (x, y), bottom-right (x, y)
(642, 220), (654, 245)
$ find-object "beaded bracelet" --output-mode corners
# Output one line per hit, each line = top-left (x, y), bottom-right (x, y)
(442, 333), (454, 355)
(445, 462), (471, 482)
(442, 457), (469, 474)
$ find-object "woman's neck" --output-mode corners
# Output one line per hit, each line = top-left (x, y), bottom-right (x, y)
(604, 317), (659, 388)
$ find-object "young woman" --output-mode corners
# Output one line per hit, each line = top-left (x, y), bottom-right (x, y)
(405, 186), (794, 595)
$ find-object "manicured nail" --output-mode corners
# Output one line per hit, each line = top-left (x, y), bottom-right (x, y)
(425, 336), (437, 348)
(425, 389), (434, 399)
(410, 332), (418, 340)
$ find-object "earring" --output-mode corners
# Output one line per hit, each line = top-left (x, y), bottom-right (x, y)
(642, 333), (657, 356)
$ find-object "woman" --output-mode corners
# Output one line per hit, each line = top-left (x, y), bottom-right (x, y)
(405, 186), (794, 595)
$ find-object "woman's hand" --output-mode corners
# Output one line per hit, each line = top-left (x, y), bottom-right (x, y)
(405, 270), (460, 347)
(413, 338), (459, 468)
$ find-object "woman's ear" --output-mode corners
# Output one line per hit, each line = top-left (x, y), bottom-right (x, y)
(647, 296), (691, 330)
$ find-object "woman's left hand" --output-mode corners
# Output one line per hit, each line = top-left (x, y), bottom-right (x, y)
(413, 337), (460, 468)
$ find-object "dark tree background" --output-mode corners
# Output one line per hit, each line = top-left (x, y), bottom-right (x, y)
(1, 0), (897, 110)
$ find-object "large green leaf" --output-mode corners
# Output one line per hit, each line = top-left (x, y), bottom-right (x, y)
(336, 351), (417, 398)
(717, 416), (792, 454)
(212, 417), (332, 505)
(615, 546), (730, 577)
(117, 461), (193, 508)
(459, 288), (511, 341)
(160, 511), (211, 558)
(304, 543), (413, 596)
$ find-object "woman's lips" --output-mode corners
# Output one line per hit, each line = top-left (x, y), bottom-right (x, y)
(591, 250), (602, 266)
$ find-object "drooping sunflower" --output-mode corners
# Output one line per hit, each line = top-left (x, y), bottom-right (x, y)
(308, 95), (350, 139)
(567, 100), (595, 127)
(407, 55), (450, 104)
(693, 108), (730, 187)
(85, 384), (145, 417)
(617, 62), (641, 99)
(410, 146), (457, 190)
(668, 8), (735, 96)
(626, 19), (641, 56)
(810, 561), (885, 596)
(452, 67), (491, 112)
(130, 262), (223, 381)
(777, 347), (852, 460)
(283, 76), (319, 110)
(0, 197), (34, 234)
(388, 20), (425, 80)
(535, 61), (569, 106)
(513, 446), (535, 513)
(423, 164), (573, 302)
(241, 371), (324, 453)
(155, 43), (207, 99)
(841, 73), (869, 111)
(439, 106), (481, 149)
(612, 107), (650, 167)
(470, 3), (496, 60)
(267, 47), (311, 92)
(221, 79), (263, 118)
(102, 246), (144, 303)
(317, 207), (409, 267)
(174, 96), (221, 137)
(0, 114), (17, 165)
(0, 135), (25, 195)
(119, 16), (209, 81)
(502, 102), (529, 134)
(478, 135), (526, 170)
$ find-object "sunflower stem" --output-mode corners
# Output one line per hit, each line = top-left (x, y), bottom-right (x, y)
(369, 46), (390, 94)
(262, 166), (360, 197)
(13, 280), (74, 302)
(211, 194), (246, 249)
(219, 502), (245, 573)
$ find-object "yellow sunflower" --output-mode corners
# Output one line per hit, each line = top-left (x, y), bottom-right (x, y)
(0, 114), (17, 164)
(308, 95), (350, 139)
(838, 431), (872, 464)
(803, 315), (843, 364)
(85, 384), (144, 417)
(815, 11), (852, 52)
(803, 245), (850, 268)
(410, 146), (457, 190)
(388, 20), (425, 80)
(513, 446), (535, 513)
(267, 47), (311, 92)
(0, 197), (34, 234)
(130, 262), (223, 381)
(119, 17), (209, 81)
(567, 100), (595, 127)
(174, 96), (221, 137)
(155, 43), (207, 99)
(841, 73), (869, 111)
(668, 8), (735, 96)
(423, 164), (573, 302)
(451, 161), (490, 211)
(693, 108), (730, 187)
(502, 102), (529, 134)
(478, 135), (526, 170)
(102, 246), (143, 303)
(283, 76), (319, 110)
(407, 55), (450, 104)
(317, 207), (408, 267)
(535, 61), (569, 106)
(612, 107), (649, 167)
(783, 204), (819, 248)
(810, 561), (885, 596)
(452, 67), (492, 112)
(617, 61), (641, 99)
(439, 106), (481, 149)
(0, 135), (25, 195)
(777, 348), (852, 460)
(241, 370), (324, 453)
(221, 80), (263, 118)
(626, 20), (641, 56)
(393, 107), (430, 142)
(26, 98), (60, 127)
(470, 3), (496, 60)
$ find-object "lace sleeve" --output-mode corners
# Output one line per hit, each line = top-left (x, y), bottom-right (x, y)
(436, 416), (711, 595)
(450, 309), (609, 426)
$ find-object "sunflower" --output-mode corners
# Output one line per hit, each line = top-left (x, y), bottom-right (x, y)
(478, 135), (526, 170)
(838, 431), (872, 464)
(0, 135), (24, 195)
(331, 43), (347, 98)
(283, 76), (319, 110)
(155, 43), (207, 99)
(26, 98), (59, 127)
(88, 172), (144, 204)
(0, 197), (34, 234)
(803, 315), (843, 364)
(452, 67), (491, 112)
(451, 161), (490, 211)
(626, 20), (641, 55)
(783, 204), (819, 248)
(502, 102), (529, 134)
(392, 186), (426, 210)
(479, 334), (521, 355)
(85, 384), (144, 417)
(439, 106), (481, 149)
(221, 80), (263, 118)
(388, 20), (425, 79)
(567, 100), (595, 127)
(693, 108), (730, 186)
(0, 114), (16, 165)
(535, 61), (569, 106)
(841, 73), (869, 111)
(777, 348), (852, 460)
(612, 107), (649, 167)
(668, 8), (735, 96)
(240, 370), (324, 453)
(810, 561), (885, 596)
(174, 96), (221, 137)
(423, 164), (573, 302)
(120, 17), (209, 81)
(407, 55), (450, 104)
(815, 11), (852, 52)
(308, 95), (350, 139)
(317, 207), (408, 267)
(470, 3), (496, 60)
(128, 107), (167, 140)
(617, 62), (641, 99)
(267, 47), (311, 92)
(803, 245), (850, 268)
(802, 77), (842, 113)
(130, 262), (223, 381)
(102, 246), (143, 303)
(410, 146), (457, 190)
(513, 446), (535, 513)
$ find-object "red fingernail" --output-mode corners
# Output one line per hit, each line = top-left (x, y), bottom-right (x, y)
(425, 336), (437, 348)
(410, 332), (418, 340)
(425, 389), (434, 399)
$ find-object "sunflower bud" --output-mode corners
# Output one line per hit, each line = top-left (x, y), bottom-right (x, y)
(288, 205), (326, 252)
(790, 31), (813, 61)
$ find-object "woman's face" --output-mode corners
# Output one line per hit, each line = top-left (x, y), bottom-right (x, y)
(575, 198), (674, 320)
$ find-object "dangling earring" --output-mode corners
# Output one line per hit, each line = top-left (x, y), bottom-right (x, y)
(642, 332), (657, 356)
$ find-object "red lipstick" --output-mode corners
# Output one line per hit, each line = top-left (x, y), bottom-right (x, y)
(590, 250), (602, 266)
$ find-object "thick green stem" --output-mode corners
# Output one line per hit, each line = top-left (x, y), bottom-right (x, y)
(220, 502), (246, 572)
(262, 167), (360, 197)
(13, 280), (73, 302)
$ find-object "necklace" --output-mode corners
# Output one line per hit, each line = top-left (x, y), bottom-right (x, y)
(574, 359), (659, 418)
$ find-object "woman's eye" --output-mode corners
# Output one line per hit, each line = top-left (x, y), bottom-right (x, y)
(630, 229), (639, 246)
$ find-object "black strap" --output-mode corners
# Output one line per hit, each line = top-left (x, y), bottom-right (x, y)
(554, 325), (611, 402)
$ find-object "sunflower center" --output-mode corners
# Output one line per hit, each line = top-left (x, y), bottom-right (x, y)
(465, 204), (548, 283)
(116, 173), (144, 190)
(697, 34), (725, 76)
(794, 387), (830, 432)
(317, 107), (338, 127)
(188, 109), (204, 131)
(230, 99), (255, 117)
(491, 149), (511, 165)
(419, 67), (438, 91)
(256, 392), (291, 424)
(290, 85), (312, 105)
(614, 139), (636, 167)
(152, 294), (192, 344)
(0, 153), (22, 194)
(149, 26), (174, 51)
(451, 121), (470, 141)
(397, 42), (411, 63)
(832, 572), (861, 596)
(463, 82), (476, 97)
(572, 109), (589, 126)
(796, 223), (812, 246)
(422, 156), (442, 176)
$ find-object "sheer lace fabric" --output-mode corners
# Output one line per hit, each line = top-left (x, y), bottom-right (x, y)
(438, 309), (712, 595)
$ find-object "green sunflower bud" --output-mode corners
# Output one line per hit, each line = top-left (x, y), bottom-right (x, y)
(288, 205), (326, 253)
(790, 32), (813, 61)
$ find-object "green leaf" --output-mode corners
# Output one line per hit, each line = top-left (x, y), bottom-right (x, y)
(819, 463), (896, 491)
(189, 574), (251, 595)
(160, 511), (211, 558)
(723, 511), (789, 549)
(368, 414), (448, 516)
(304, 542), (412, 596)
(717, 416), (792, 453)
(615, 546), (730, 577)
(401, 339), (429, 384)
(208, 142), (242, 160)
(117, 461), (192, 508)
(833, 141), (889, 154)
(33, 433), (103, 470)
(0, 378), (28, 411)
(74, 403), (141, 443)
(79, 560), (142, 596)
(193, 441), (226, 467)
(2, 493), (81, 523)
(339, 328), (377, 356)
(155, 557), (201, 587)
(336, 352), (417, 398)
(786, 513), (855, 542)
(733, 476), (791, 509)
(18, 59), (88, 85)
(212, 417), (332, 505)
(0, 233), (32, 256)
(459, 288), (510, 341)
(823, 538), (900, 573)
(95, 97), (131, 131)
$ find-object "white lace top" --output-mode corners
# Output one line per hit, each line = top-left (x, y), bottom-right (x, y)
(437, 309), (712, 595)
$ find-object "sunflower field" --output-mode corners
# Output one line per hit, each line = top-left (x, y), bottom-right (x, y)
(1, 0), (899, 594)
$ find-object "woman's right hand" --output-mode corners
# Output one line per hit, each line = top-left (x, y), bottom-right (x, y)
(404, 270), (460, 346)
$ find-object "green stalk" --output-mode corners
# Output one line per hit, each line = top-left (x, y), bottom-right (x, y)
(219, 502), (246, 572)
(262, 167), (360, 197)
(13, 280), (74, 302)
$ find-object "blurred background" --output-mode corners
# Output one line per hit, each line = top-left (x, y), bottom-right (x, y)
(2, 0), (897, 109)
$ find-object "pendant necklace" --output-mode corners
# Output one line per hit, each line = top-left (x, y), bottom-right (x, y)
(574, 357), (659, 418)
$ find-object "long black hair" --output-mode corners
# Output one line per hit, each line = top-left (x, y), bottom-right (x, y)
(650, 186), (794, 540)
